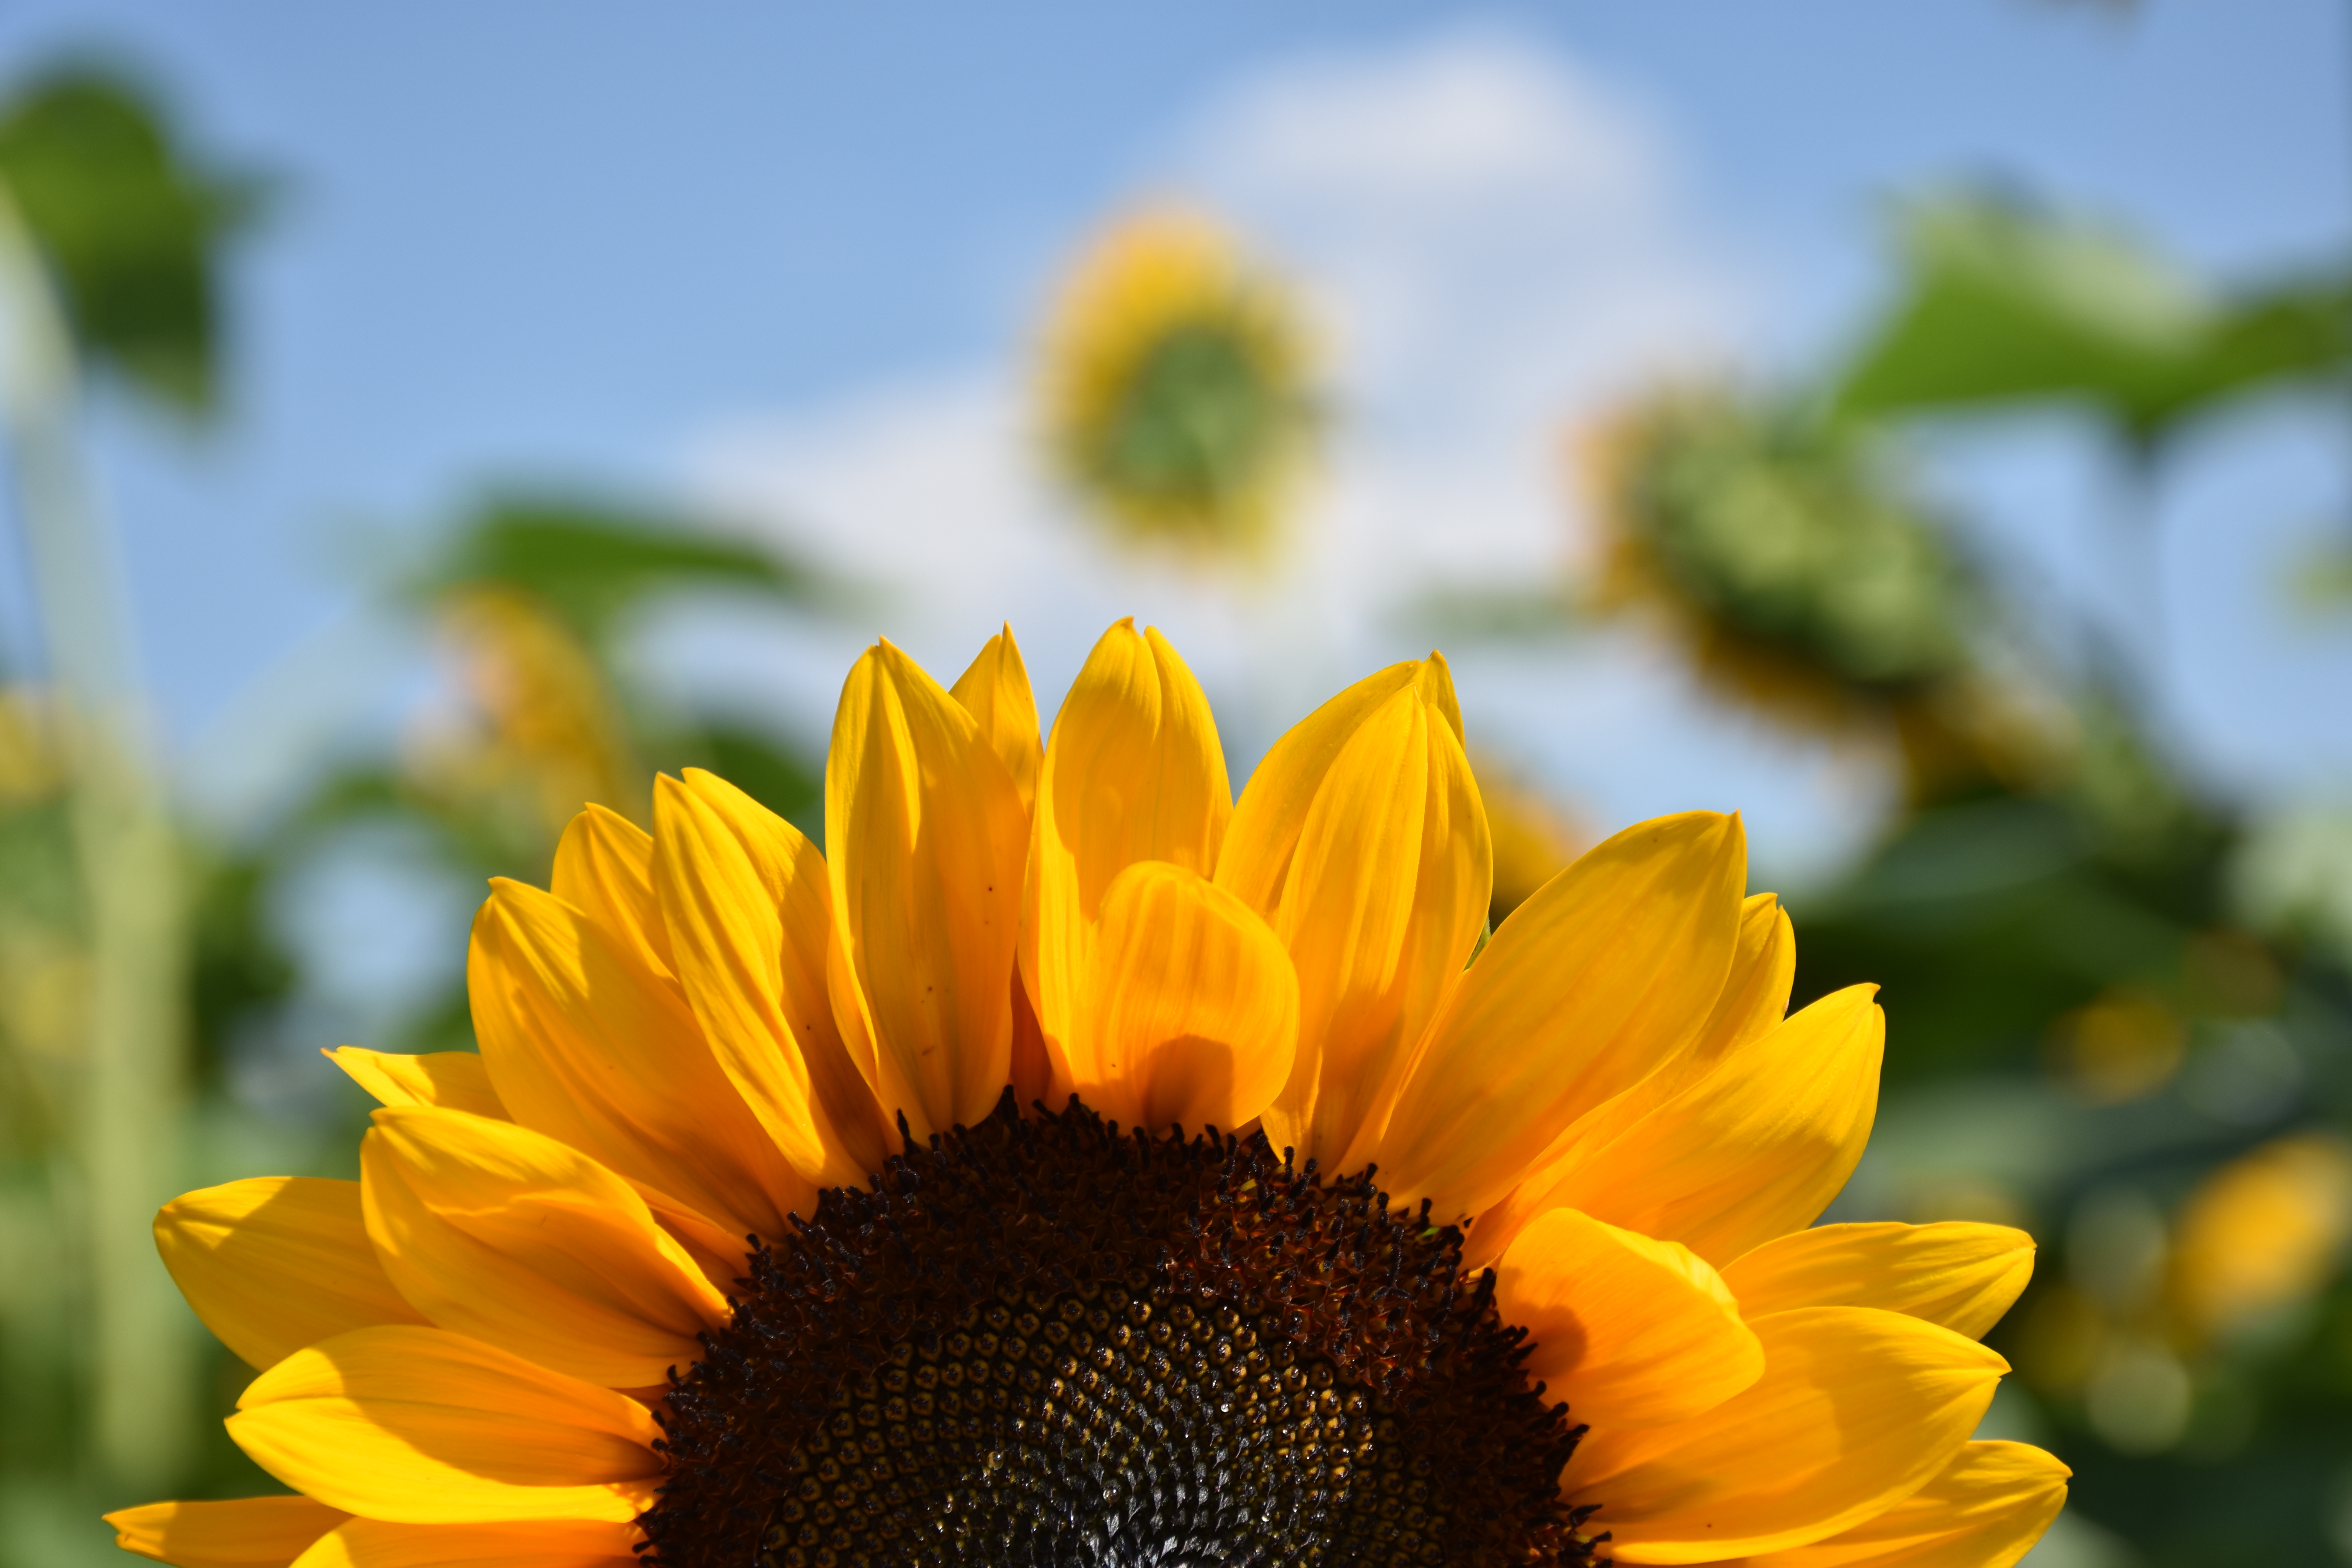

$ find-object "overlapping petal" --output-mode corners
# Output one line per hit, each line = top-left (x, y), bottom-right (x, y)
(1734, 1441), (2068, 1568)
(227, 1327), (662, 1524)
(1465, 890), (1793, 1270)
(291, 1519), (640, 1568)
(324, 1049), (508, 1121)
(1691, 892), (1795, 1070)
(1058, 860), (1297, 1133)
(1496, 1209), (1763, 1430)
(950, 623), (1043, 817)
(1025, 621), (1240, 1116)
(1516, 985), (1883, 1267)
(1358, 812), (1747, 1221)
(468, 876), (811, 1246)
(153, 1177), (426, 1372)
(1722, 1223), (2036, 1341)
(549, 805), (673, 978)
(360, 1107), (730, 1388)
(1570, 1307), (2007, 1564)
(653, 769), (887, 1184)
(106, 1497), (350, 1568)
(1212, 657), (1490, 1170)
(827, 639), (1029, 1138)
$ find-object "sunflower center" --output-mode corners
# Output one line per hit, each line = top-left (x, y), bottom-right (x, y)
(641, 1093), (1595, 1568)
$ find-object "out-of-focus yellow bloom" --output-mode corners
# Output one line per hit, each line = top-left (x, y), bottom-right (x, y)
(1042, 207), (1315, 559)
(407, 587), (643, 840)
(2045, 988), (2186, 1105)
(0, 928), (89, 1065)
(2170, 1133), (2352, 1341)
(0, 686), (67, 804)
(1473, 751), (1590, 925)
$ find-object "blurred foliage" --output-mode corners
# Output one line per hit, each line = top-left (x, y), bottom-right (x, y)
(415, 494), (817, 648)
(0, 57), (828, 1554)
(0, 62), (264, 417)
(0, 57), (279, 1563)
(1043, 207), (1317, 559)
(268, 492), (830, 1056)
(1834, 190), (2352, 448)
(1758, 193), (2352, 1568)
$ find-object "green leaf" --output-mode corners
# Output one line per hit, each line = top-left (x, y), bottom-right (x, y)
(417, 493), (825, 645)
(0, 62), (266, 416)
(1833, 191), (2352, 446)
(653, 723), (823, 841)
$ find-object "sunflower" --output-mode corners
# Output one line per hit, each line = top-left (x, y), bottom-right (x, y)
(1042, 208), (1315, 557)
(111, 619), (2066, 1568)
(1582, 388), (2062, 807)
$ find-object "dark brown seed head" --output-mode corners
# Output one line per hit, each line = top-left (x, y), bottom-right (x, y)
(640, 1092), (1601, 1568)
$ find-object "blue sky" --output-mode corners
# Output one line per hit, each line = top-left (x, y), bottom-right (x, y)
(0, 0), (2346, 881)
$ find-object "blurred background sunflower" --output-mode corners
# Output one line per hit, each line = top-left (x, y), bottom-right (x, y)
(1042, 206), (1317, 562)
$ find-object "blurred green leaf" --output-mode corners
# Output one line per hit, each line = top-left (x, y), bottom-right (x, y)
(417, 494), (824, 646)
(0, 62), (265, 416)
(1833, 191), (2352, 445)
(656, 723), (823, 840)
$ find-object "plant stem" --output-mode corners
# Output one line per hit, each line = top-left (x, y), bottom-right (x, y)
(0, 183), (192, 1496)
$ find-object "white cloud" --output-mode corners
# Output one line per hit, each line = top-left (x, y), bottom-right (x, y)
(676, 26), (1885, 878)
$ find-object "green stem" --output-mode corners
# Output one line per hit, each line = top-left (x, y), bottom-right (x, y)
(0, 182), (192, 1496)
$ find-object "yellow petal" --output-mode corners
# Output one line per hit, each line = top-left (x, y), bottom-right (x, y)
(1533, 985), (1884, 1267)
(827, 639), (1029, 1137)
(653, 769), (887, 1184)
(1694, 893), (1795, 1069)
(1062, 860), (1298, 1133)
(950, 622), (1043, 817)
(1496, 1209), (1763, 1430)
(154, 1177), (427, 1372)
(1736, 1441), (2069, 1568)
(324, 1049), (508, 1121)
(292, 1518), (638, 1568)
(468, 877), (811, 1246)
(1722, 1223), (2036, 1341)
(106, 1497), (349, 1568)
(1231, 661), (1491, 1171)
(228, 1326), (662, 1524)
(361, 1106), (729, 1388)
(1025, 620), (1233, 1103)
(1214, 658), (1441, 918)
(550, 804), (673, 976)
(951, 628), (1052, 1107)
(1358, 811), (1747, 1221)
(1463, 891), (1793, 1270)
(1570, 1306), (2008, 1564)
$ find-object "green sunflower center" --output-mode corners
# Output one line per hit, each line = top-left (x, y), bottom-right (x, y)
(640, 1094), (1597, 1568)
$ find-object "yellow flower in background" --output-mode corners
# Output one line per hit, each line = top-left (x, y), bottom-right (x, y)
(0, 685), (68, 804)
(1042, 208), (1316, 558)
(1582, 389), (2064, 807)
(2171, 1132), (2352, 1342)
(2044, 988), (2187, 1106)
(407, 586), (645, 839)
(111, 619), (2065, 1568)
